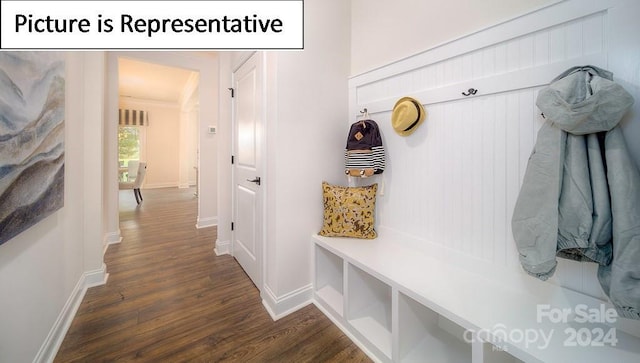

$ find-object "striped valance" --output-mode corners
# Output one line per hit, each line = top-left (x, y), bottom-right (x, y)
(119, 109), (148, 126)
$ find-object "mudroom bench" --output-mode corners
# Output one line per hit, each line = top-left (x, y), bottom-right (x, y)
(312, 229), (640, 363)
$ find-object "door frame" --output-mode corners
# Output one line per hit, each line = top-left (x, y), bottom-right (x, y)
(105, 52), (218, 251)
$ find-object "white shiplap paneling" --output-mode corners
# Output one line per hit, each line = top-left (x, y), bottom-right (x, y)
(349, 7), (611, 299)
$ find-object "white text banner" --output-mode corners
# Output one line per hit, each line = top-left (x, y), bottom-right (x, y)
(0, 0), (304, 49)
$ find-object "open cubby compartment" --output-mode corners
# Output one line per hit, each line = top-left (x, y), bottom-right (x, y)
(314, 244), (344, 316)
(481, 343), (524, 363)
(347, 263), (393, 360)
(397, 292), (471, 363)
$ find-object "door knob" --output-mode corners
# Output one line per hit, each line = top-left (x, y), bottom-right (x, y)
(247, 177), (261, 186)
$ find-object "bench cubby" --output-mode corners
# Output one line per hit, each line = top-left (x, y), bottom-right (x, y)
(397, 291), (471, 362)
(314, 244), (344, 316)
(312, 232), (640, 363)
(347, 263), (393, 360)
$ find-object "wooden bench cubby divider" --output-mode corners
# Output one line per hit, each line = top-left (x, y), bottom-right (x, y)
(312, 231), (640, 363)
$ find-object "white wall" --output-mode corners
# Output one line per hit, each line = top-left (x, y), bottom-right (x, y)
(350, 0), (559, 75)
(179, 73), (199, 188)
(0, 52), (106, 363)
(119, 97), (181, 189)
(262, 0), (351, 316)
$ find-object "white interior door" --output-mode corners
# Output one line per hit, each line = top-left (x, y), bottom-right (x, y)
(232, 53), (263, 288)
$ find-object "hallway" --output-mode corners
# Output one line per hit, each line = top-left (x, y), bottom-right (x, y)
(54, 187), (370, 362)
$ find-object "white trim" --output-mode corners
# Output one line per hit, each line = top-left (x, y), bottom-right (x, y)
(142, 182), (180, 189)
(179, 72), (200, 108)
(118, 96), (181, 109)
(261, 284), (313, 321)
(214, 239), (230, 256)
(33, 265), (108, 363)
(231, 51), (257, 72)
(85, 263), (109, 288)
(103, 230), (122, 245)
(361, 53), (606, 116)
(196, 216), (217, 229)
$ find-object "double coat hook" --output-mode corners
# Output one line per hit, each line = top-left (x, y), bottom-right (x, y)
(462, 88), (478, 96)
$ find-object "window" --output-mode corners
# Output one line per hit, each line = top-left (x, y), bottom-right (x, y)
(118, 126), (145, 180)
(117, 108), (149, 180)
(119, 126), (140, 163)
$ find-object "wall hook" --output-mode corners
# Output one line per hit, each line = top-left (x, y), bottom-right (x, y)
(462, 88), (478, 96)
(359, 108), (369, 128)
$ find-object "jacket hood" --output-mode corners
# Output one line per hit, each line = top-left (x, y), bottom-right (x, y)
(536, 66), (634, 135)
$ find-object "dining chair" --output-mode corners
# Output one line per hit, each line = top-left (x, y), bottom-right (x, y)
(119, 162), (147, 204)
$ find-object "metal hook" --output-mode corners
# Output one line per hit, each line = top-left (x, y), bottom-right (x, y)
(359, 108), (369, 128)
(462, 88), (478, 96)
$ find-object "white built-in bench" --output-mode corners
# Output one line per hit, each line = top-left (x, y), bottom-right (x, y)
(312, 229), (640, 363)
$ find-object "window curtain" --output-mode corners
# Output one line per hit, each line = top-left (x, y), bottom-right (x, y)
(119, 109), (148, 126)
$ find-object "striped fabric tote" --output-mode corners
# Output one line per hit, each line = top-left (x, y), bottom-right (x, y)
(345, 119), (385, 177)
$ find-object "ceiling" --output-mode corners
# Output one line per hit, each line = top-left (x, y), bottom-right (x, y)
(118, 58), (196, 103)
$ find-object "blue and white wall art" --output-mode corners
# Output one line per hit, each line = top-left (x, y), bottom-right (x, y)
(0, 52), (65, 246)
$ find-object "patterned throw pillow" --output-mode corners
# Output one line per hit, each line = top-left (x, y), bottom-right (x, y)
(319, 182), (377, 239)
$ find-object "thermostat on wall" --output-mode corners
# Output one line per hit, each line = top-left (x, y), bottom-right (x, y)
(208, 126), (217, 134)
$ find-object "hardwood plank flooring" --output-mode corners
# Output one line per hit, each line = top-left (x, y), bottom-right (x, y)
(55, 187), (371, 362)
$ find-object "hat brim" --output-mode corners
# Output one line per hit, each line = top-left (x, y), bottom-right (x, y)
(392, 97), (426, 136)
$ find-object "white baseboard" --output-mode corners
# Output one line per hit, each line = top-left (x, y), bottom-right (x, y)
(103, 230), (122, 244)
(195, 216), (217, 229)
(33, 264), (108, 363)
(214, 239), (230, 255)
(261, 284), (313, 321)
(142, 182), (179, 189)
(85, 263), (109, 288)
(103, 230), (122, 248)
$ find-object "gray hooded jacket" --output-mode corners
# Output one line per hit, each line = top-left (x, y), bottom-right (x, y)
(512, 65), (640, 319)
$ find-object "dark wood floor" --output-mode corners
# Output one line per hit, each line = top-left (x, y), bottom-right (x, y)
(55, 187), (371, 362)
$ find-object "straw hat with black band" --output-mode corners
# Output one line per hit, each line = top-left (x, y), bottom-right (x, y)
(391, 97), (426, 136)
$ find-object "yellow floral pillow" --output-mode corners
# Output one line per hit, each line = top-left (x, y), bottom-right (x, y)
(319, 182), (377, 239)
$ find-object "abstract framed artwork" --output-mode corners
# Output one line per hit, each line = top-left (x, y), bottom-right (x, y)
(0, 52), (65, 246)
